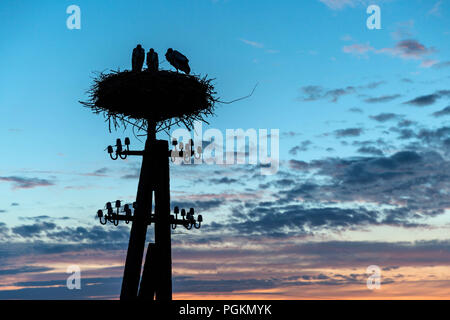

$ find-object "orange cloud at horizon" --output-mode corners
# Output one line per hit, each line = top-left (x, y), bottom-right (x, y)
(2, 238), (450, 299)
(174, 279), (450, 300)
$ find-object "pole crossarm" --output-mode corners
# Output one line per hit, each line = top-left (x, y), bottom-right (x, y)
(107, 137), (199, 160)
(97, 205), (202, 229)
(118, 150), (184, 158)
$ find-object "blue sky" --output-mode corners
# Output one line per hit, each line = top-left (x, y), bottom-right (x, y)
(1, 0), (450, 299)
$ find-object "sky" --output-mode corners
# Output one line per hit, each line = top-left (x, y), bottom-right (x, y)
(0, 0), (450, 299)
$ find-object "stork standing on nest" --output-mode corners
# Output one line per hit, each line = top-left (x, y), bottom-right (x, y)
(132, 44), (145, 72)
(146, 48), (159, 72)
(165, 48), (190, 74)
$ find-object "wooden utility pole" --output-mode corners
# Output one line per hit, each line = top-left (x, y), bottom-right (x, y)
(120, 125), (173, 300)
(120, 127), (156, 299)
(96, 124), (201, 300)
(153, 140), (172, 300)
(138, 243), (157, 299)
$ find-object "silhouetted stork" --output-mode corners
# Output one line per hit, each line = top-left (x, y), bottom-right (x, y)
(146, 48), (159, 72)
(132, 44), (145, 72)
(165, 48), (190, 74)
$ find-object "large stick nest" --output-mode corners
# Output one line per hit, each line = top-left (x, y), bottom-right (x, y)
(80, 70), (217, 133)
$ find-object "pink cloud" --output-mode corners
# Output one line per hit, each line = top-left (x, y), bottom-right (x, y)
(420, 59), (439, 68)
(343, 39), (439, 67)
(428, 1), (443, 17)
(239, 38), (264, 48)
(342, 43), (374, 56)
(377, 39), (436, 60)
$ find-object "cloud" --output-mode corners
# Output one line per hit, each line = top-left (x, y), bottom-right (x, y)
(209, 204), (382, 237)
(2, 236), (450, 299)
(83, 168), (110, 177)
(173, 272), (372, 293)
(18, 215), (71, 222)
(403, 90), (450, 106)
(238, 38), (279, 54)
(389, 125), (450, 156)
(170, 149), (447, 237)
(0, 223), (8, 237)
(356, 146), (384, 156)
(420, 59), (439, 68)
(299, 81), (384, 103)
(174, 276), (277, 293)
(0, 276), (123, 299)
(397, 119), (416, 127)
(289, 140), (312, 155)
(352, 139), (391, 155)
(1, 121), (450, 299)
(348, 107), (363, 113)
(0, 241), (128, 267)
(343, 39), (438, 67)
(282, 131), (302, 138)
(341, 34), (353, 41)
(391, 20), (415, 40)
(288, 160), (309, 170)
(300, 85), (326, 101)
(239, 38), (264, 48)
(334, 128), (363, 138)
(45, 225), (131, 243)
(414, 126), (450, 152)
(286, 150), (450, 220)
(404, 94), (440, 106)
(8, 221), (131, 243)
(0, 176), (54, 189)
(378, 39), (436, 60)
(342, 43), (373, 56)
(172, 199), (224, 212)
(432, 106), (450, 117)
(433, 61), (450, 69)
(121, 173), (139, 179)
(364, 94), (402, 104)
(369, 113), (401, 122)
(428, 1), (443, 17)
(382, 266), (400, 271)
(208, 177), (239, 184)
(0, 265), (53, 276)
(120, 162), (140, 179)
(394, 128), (415, 140)
(12, 222), (57, 238)
(325, 87), (358, 102)
(319, 0), (365, 10)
